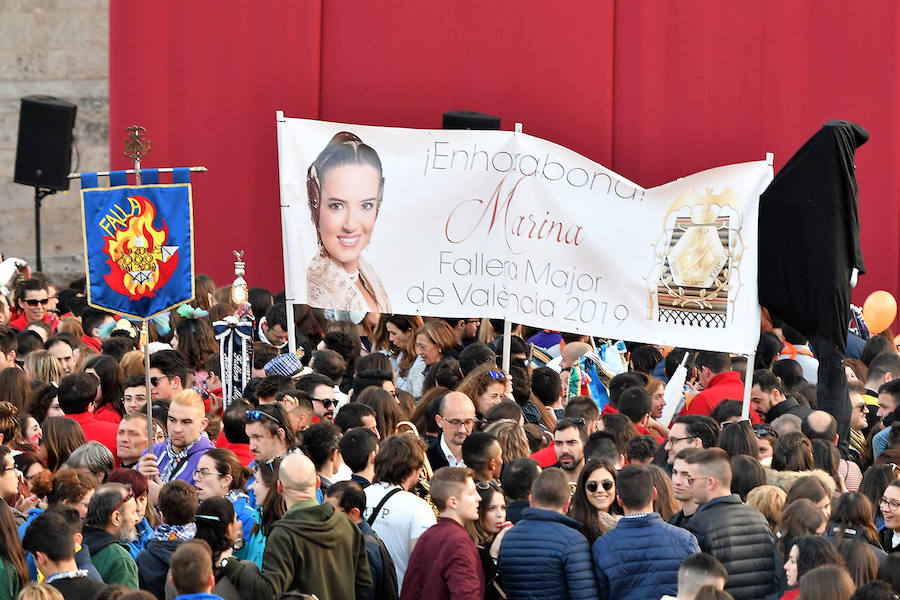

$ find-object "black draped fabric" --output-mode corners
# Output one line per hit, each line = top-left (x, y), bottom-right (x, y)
(758, 120), (868, 451)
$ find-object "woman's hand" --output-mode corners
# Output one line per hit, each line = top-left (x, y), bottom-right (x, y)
(15, 493), (39, 514)
(489, 522), (513, 559)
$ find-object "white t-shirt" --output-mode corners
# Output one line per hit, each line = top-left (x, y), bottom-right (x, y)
(364, 482), (436, 591)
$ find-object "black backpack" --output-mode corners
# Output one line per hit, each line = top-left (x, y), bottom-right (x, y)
(364, 533), (399, 600)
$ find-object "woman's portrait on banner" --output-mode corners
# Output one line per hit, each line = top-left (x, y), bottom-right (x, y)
(305, 131), (391, 312)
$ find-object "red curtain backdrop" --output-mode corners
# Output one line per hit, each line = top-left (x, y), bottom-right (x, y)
(110, 1), (900, 320)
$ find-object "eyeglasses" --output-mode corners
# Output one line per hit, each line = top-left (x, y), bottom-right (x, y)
(664, 435), (697, 446)
(193, 468), (221, 479)
(113, 489), (135, 513)
(586, 479), (614, 493)
(852, 403), (868, 413)
(23, 298), (49, 306)
(439, 415), (476, 429)
(312, 398), (336, 409)
(487, 370), (506, 381)
(0, 465), (16, 474)
(881, 496), (900, 511)
(149, 376), (166, 387)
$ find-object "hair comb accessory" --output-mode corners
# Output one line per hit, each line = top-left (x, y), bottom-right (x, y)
(176, 304), (209, 319)
(309, 165), (320, 209)
(195, 514), (221, 522)
(151, 312), (171, 337)
(97, 320), (117, 339)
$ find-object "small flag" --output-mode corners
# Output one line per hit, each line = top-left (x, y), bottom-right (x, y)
(80, 171), (194, 319)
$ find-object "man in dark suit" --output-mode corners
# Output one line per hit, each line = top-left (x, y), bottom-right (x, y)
(427, 391), (477, 470)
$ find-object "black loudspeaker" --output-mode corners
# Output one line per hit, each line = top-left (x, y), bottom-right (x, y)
(14, 95), (77, 191)
(442, 110), (501, 130)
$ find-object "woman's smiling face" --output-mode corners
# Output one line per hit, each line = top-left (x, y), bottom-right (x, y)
(586, 467), (616, 512)
(317, 163), (381, 274)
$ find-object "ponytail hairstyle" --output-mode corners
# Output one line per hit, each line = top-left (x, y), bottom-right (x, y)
(203, 448), (251, 490)
(194, 497), (236, 564)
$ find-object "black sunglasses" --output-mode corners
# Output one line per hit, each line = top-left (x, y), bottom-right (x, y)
(149, 376), (165, 386)
(23, 298), (49, 306)
(752, 424), (777, 438)
(313, 398), (336, 409)
(586, 479), (614, 493)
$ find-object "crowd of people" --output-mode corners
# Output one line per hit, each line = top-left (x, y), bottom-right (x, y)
(1, 266), (900, 600)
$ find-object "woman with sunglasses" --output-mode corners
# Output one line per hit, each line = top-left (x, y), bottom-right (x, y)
(193, 448), (255, 552)
(753, 423), (779, 466)
(568, 458), (621, 545)
(465, 480), (510, 600)
(457, 365), (508, 423)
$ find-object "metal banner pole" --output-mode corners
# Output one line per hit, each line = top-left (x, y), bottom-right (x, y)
(741, 351), (756, 421)
(142, 321), (154, 447)
(501, 122), (524, 373)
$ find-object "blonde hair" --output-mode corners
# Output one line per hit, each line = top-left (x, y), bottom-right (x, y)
(746, 484), (787, 530)
(24, 350), (62, 384)
(119, 350), (146, 377)
(171, 389), (205, 415)
(16, 583), (64, 600)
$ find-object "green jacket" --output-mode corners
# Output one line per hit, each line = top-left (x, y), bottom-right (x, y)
(0, 559), (20, 600)
(224, 499), (372, 600)
(82, 527), (139, 589)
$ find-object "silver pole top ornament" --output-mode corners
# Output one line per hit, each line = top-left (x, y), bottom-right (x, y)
(231, 250), (248, 306)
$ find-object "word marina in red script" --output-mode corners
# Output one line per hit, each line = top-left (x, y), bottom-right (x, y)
(444, 176), (585, 254)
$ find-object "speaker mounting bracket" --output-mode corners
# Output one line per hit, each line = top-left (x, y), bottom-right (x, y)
(33, 187), (57, 272)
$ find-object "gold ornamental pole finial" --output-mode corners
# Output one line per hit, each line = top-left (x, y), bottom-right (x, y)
(124, 126), (151, 186)
(124, 126), (152, 161)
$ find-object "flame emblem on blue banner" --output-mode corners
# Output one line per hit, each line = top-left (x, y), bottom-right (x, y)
(81, 179), (194, 319)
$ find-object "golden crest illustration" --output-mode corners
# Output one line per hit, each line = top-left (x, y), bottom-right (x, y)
(102, 195), (179, 299)
(646, 187), (745, 328)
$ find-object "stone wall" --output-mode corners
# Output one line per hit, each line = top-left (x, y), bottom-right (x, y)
(0, 0), (108, 287)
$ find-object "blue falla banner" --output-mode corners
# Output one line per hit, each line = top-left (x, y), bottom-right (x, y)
(277, 117), (773, 354)
(80, 170), (194, 320)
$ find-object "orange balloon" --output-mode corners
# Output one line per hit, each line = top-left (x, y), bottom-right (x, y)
(863, 290), (898, 334)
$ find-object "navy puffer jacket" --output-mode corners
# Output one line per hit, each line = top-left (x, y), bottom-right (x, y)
(684, 494), (777, 600)
(498, 507), (598, 600)
(592, 513), (699, 600)
(136, 538), (180, 600)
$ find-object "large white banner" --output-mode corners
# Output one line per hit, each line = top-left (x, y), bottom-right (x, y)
(277, 115), (771, 354)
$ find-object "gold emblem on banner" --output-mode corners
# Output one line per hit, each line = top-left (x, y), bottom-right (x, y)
(647, 187), (745, 328)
